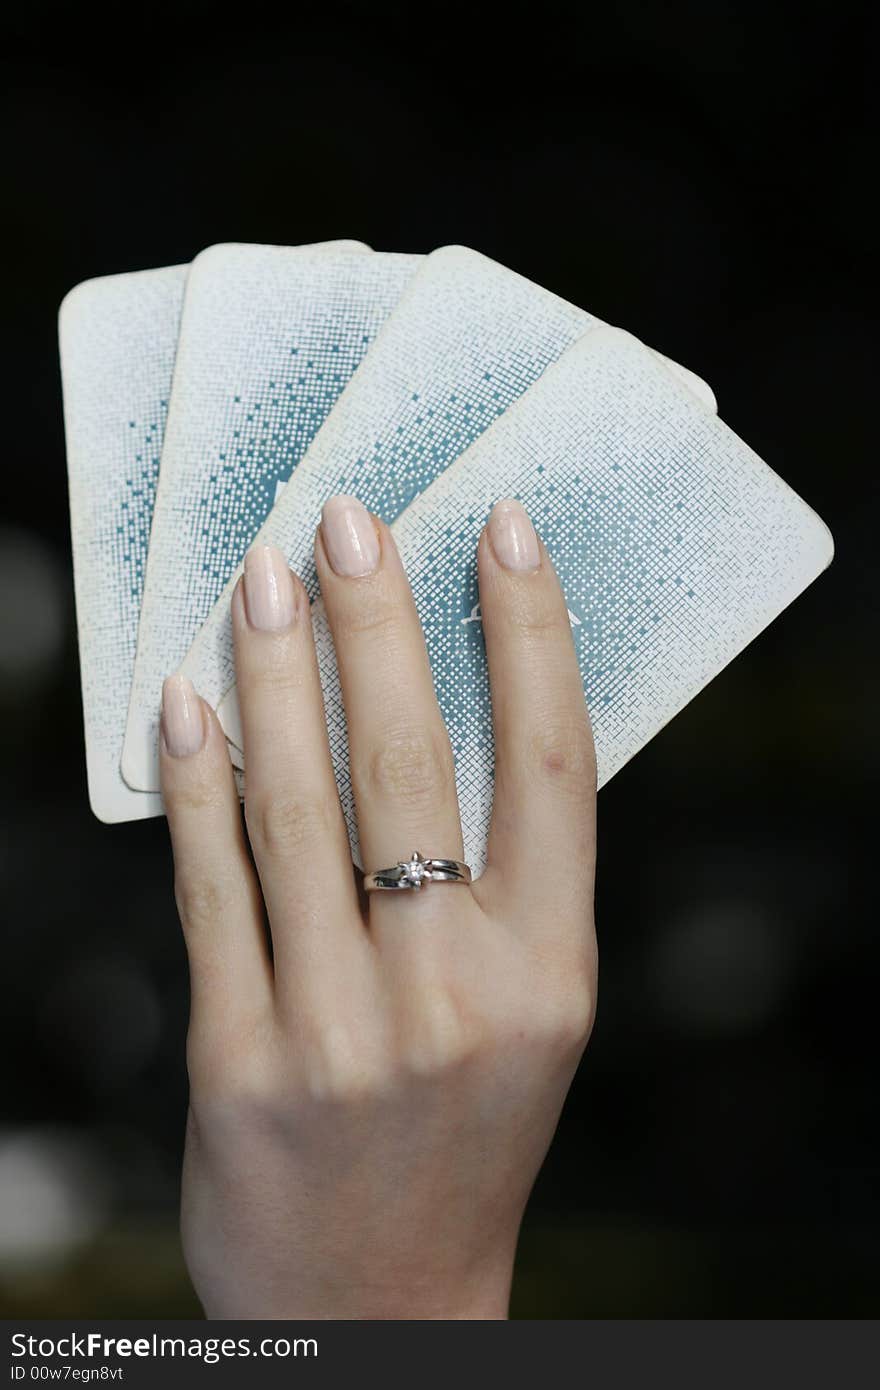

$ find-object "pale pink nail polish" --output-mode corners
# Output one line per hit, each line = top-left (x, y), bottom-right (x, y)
(321, 495), (380, 577)
(243, 544), (297, 630)
(488, 499), (540, 572)
(161, 674), (206, 758)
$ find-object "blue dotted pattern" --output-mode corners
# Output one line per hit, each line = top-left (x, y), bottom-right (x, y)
(120, 403), (166, 612)
(198, 334), (375, 584)
(311, 328), (830, 870)
(191, 246), (596, 713)
(127, 247), (418, 786)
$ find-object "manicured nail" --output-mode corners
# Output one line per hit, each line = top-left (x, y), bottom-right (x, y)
(161, 674), (206, 758)
(243, 544), (297, 630)
(321, 495), (380, 577)
(487, 499), (540, 572)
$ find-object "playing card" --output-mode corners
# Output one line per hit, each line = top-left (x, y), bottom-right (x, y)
(60, 262), (187, 822)
(310, 326), (833, 870)
(60, 241), (368, 819)
(180, 244), (715, 757)
(121, 243), (419, 793)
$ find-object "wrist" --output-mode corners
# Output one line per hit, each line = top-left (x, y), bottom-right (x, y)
(201, 1250), (516, 1321)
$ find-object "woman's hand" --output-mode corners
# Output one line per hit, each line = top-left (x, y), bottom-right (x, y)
(159, 495), (597, 1320)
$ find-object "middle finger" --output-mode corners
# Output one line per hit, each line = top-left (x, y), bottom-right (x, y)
(315, 495), (464, 878)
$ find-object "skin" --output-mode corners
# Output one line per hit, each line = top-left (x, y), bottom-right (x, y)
(159, 497), (597, 1320)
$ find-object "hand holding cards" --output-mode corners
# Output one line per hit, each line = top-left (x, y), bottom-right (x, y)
(59, 241), (832, 867)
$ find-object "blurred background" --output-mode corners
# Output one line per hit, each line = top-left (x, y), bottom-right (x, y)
(1, 0), (875, 1317)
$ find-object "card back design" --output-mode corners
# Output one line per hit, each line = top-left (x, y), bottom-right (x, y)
(188, 245), (714, 755)
(122, 243), (413, 791)
(60, 264), (188, 822)
(309, 327), (833, 870)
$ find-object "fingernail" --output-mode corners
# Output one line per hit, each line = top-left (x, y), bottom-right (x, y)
(487, 499), (540, 572)
(321, 495), (380, 577)
(243, 544), (297, 630)
(161, 674), (206, 758)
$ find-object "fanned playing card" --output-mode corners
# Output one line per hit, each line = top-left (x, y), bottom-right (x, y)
(178, 245), (715, 755)
(60, 240), (368, 819)
(60, 262), (188, 822)
(121, 243), (419, 792)
(310, 326), (833, 870)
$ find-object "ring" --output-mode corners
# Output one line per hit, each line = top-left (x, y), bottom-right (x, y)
(363, 849), (472, 892)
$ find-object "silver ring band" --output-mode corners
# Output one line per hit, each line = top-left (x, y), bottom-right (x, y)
(363, 849), (472, 892)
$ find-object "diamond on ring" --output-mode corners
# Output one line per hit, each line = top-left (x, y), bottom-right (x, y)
(399, 851), (430, 889)
(363, 850), (472, 893)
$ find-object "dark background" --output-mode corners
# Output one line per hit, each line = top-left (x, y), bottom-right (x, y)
(1, 0), (875, 1317)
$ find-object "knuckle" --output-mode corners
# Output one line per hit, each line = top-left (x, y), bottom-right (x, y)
(402, 989), (482, 1077)
(240, 625), (310, 698)
(503, 593), (572, 643)
(167, 778), (225, 817)
(245, 789), (338, 859)
(359, 726), (455, 809)
(301, 1024), (389, 1104)
(332, 600), (400, 644)
(174, 871), (227, 936)
(527, 712), (597, 794)
(186, 1023), (276, 1116)
(239, 645), (315, 720)
(246, 657), (301, 701)
(551, 978), (597, 1050)
(530, 947), (598, 1051)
